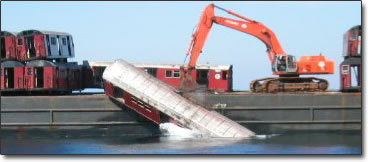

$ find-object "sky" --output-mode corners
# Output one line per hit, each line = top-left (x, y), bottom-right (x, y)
(1, 1), (361, 90)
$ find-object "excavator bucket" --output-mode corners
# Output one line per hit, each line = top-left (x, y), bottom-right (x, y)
(178, 66), (198, 92)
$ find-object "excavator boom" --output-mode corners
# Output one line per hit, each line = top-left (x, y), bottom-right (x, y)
(186, 4), (286, 68)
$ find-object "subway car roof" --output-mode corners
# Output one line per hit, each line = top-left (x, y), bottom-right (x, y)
(1, 61), (24, 68)
(341, 57), (361, 65)
(25, 60), (78, 68)
(348, 25), (361, 32)
(87, 61), (232, 70)
(17, 30), (72, 37)
(0, 31), (17, 37)
(133, 63), (232, 70)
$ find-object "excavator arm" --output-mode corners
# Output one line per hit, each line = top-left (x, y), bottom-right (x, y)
(186, 4), (286, 68)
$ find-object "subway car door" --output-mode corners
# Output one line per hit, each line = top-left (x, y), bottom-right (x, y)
(34, 34), (46, 58)
(4, 68), (14, 89)
(14, 67), (24, 89)
(16, 37), (27, 61)
(34, 67), (44, 88)
(58, 68), (67, 90)
(4, 36), (17, 60)
(0, 36), (5, 59)
(66, 68), (72, 89)
(25, 67), (35, 89)
(59, 36), (69, 57)
(340, 64), (351, 89)
(227, 66), (233, 91)
(43, 66), (54, 89)
(25, 35), (36, 59)
(196, 69), (209, 88)
(0, 68), (4, 89)
(48, 35), (59, 58)
(56, 35), (63, 57)
(67, 36), (75, 57)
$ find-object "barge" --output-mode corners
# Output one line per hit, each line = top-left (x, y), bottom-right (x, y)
(1, 91), (361, 136)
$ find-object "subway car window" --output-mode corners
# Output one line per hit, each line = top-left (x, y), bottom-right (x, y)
(351, 32), (357, 40)
(165, 70), (172, 78)
(62, 38), (67, 45)
(51, 37), (57, 45)
(173, 70), (180, 78)
(342, 65), (349, 74)
(17, 39), (23, 45)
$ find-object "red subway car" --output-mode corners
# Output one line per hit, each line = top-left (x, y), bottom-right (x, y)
(89, 61), (233, 92)
(24, 60), (81, 93)
(0, 31), (17, 61)
(340, 58), (361, 92)
(1, 61), (25, 91)
(134, 63), (233, 92)
(343, 25), (361, 58)
(340, 25), (361, 92)
(17, 30), (75, 61)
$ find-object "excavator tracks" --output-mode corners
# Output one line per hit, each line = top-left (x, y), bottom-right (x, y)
(250, 77), (329, 93)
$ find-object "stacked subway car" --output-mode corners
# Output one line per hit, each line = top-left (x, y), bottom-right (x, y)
(340, 25), (362, 92)
(1, 30), (88, 94)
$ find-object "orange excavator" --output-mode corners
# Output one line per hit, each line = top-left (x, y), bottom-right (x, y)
(180, 4), (334, 93)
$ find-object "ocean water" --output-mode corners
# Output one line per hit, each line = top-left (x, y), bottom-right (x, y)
(1, 124), (361, 155)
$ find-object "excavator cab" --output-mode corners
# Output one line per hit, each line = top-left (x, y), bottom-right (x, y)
(272, 55), (298, 74)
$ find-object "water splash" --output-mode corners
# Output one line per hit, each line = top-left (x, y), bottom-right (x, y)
(159, 123), (203, 139)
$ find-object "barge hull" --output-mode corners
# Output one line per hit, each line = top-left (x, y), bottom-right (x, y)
(1, 92), (361, 135)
